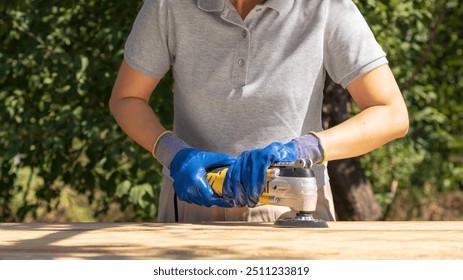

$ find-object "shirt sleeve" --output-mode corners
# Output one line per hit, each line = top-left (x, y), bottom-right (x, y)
(323, 0), (388, 88)
(124, 0), (172, 78)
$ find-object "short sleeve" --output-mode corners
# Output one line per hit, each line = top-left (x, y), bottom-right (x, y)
(324, 0), (388, 88)
(124, 0), (172, 78)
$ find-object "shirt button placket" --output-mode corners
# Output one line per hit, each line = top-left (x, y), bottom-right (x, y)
(233, 26), (250, 86)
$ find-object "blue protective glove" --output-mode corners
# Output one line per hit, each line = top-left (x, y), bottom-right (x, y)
(170, 148), (236, 208)
(222, 141), (298, 207)
(221, 133), (325, 207)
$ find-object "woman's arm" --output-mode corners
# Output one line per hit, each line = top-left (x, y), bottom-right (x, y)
(109, 60), (236, 208)
(109, 60), (166, 152)
(317, 64), (409, 161)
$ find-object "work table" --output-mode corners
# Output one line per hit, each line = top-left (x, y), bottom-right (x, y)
(1, 222), (462, 259)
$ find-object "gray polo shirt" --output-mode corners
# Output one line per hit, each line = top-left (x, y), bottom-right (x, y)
(124, 0), (387, 222)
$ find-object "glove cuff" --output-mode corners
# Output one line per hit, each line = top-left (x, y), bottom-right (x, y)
(153, 131), (191, 168)
(292, 132), (326, 164)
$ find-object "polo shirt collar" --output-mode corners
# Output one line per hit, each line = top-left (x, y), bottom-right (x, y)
(196, 0), (287, 13)
(264, 0), (287, 13)
(196, 0), (226, 12)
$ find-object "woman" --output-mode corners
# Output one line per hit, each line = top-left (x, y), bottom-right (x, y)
(109, 0), (409, 222)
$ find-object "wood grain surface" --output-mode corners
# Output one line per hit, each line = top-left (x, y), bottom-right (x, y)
(0, 222), (462, 260)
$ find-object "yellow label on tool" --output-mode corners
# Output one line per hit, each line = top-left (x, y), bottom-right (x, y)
(206, 168), (273, 203)
(206, 167), (229, 196)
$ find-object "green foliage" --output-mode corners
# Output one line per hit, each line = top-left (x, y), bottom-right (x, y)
(1, 0), (461, 221)
(355, 0), (463, 214)
(0, 0), (173, 221)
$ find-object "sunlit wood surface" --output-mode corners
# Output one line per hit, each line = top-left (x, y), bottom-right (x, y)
(1, 222), (462, 259)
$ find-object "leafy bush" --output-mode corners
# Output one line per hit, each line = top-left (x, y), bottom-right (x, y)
(356, 0), (463, 214)
(0, 0), (173, 221)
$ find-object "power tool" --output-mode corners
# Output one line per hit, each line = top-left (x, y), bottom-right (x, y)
(206, 159), (328, 228)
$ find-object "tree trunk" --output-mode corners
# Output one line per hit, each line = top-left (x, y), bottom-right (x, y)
(322, 75), (383, 221)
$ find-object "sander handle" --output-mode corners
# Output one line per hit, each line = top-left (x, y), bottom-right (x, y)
(205, 158), (314, 205)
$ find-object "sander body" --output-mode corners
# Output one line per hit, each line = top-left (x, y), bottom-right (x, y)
(206, 159), (328, 228)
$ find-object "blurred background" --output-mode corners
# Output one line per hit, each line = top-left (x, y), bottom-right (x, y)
(0, 0), (461, 222)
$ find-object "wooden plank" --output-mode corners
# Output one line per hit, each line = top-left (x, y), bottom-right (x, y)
(0, 222), (462, 259)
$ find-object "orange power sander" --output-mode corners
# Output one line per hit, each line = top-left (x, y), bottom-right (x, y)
(206, 159), (328, 228)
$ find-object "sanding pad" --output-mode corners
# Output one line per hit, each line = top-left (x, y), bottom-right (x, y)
(273, 213), (329, 228)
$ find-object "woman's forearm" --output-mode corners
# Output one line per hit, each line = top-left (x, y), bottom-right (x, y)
(317, 103), (409, 161)
(109, 60), (166, 153)
(109, 96), (166, 152)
